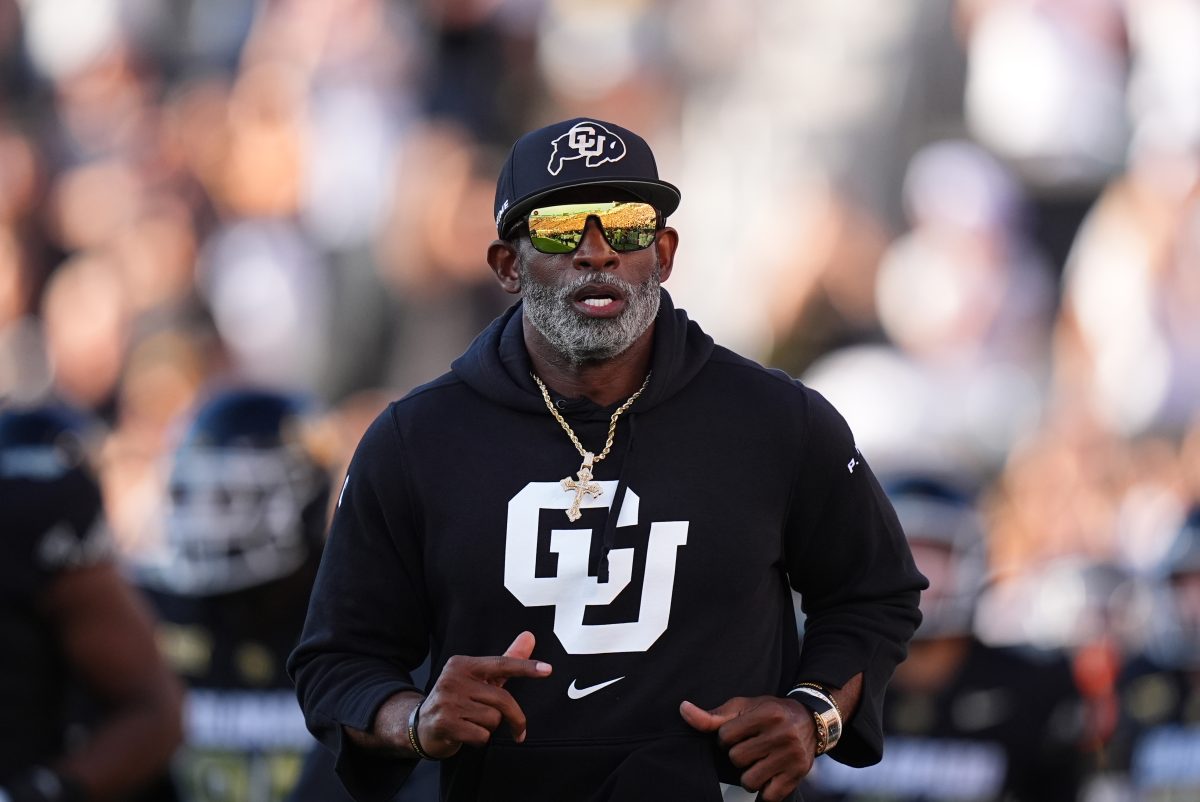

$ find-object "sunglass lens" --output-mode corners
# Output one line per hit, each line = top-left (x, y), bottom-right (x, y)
(526, 202), (657, 254)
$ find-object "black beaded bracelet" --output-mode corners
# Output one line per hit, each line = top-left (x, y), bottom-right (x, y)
(406, 700), (438, 761)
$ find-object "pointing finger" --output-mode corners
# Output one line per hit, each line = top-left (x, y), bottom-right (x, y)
(502, 631), (536, 660)
(488, 631), (548, 688)
(492, 631), (538, 686)
(476, 655), (552, 683)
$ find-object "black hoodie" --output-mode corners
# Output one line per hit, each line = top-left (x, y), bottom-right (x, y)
(288, 291), (925, 802)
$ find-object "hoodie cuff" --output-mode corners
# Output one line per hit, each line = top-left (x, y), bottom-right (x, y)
(319, 681), (423, 802)
(795, 644), (886, 767)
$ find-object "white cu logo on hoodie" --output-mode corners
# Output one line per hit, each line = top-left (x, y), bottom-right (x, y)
(503, 482), (688, 654)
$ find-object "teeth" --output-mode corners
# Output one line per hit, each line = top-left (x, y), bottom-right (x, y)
(581, 298), (614, 307)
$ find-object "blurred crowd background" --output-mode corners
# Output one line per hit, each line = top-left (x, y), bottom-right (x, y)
(2, 0), (1199, 799)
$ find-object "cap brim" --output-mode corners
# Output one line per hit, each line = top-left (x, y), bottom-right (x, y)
(498, 178), (681, 236)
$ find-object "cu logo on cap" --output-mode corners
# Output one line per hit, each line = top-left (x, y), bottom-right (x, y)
(547, 122), (627, 176)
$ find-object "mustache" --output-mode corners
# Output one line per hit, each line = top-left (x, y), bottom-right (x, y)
(556, 272), (638, 299)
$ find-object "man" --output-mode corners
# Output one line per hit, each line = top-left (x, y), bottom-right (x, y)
(289, 118), (926, 802)
(0, 403), (183, 802)
(133, 388), (337, 802)
(800, 474), (1086, 802)
(132, 387), (438, 802)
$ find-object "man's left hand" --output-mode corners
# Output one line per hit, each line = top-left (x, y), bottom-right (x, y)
(680, 696), (815, 802)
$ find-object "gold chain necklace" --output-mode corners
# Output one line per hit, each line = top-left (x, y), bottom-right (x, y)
(531, 371), (651, 522)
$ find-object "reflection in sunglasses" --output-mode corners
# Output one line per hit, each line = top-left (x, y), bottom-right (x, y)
(527, 202), (657, 254)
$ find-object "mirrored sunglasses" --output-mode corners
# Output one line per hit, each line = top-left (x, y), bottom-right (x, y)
(524, 201), (659, 254)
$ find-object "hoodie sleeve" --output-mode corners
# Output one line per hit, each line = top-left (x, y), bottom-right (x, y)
(783, 387), (926, 768)
(287, 406), (430, 801)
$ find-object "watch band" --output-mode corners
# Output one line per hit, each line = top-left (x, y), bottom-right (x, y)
(786, 685), (843, 755)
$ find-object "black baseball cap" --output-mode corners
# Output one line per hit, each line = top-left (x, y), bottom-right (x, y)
(493, 117), (681, 237)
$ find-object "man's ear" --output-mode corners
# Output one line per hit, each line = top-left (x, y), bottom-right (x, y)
(655, 227), (679, 283)
(488, 239), (522, 294)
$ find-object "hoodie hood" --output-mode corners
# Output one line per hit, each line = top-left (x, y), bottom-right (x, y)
(451, 289), (715, 417)
(451, 289), (715, 582)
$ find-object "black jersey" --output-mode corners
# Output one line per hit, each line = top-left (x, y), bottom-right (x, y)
(801, 638), (1085, 802)
(289, 292), (926, 802)
(1103, 656), (1200, 799)
(0, 442), (112, 781)
(141, 565), (320, 802)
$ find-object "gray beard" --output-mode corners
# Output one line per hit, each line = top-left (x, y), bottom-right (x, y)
(519, 261), (662, 365)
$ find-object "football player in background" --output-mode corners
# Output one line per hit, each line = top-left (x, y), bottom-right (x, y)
(801, 474), (1087, 802)
(135, 387), (438, 802)
(0, 403), (182, 802)
(135, 388), (333, 802)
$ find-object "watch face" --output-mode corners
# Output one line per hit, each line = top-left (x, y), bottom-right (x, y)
(822, 707), (843, 748)
(812, 711), (830, 755)
(788, 686), (843, 753)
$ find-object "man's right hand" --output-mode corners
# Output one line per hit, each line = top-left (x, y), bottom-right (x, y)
(416, 630), (552, 758)
(354, 631), (552, 760)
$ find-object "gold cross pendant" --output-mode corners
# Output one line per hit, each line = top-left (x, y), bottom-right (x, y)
(561, 452), (602, 522)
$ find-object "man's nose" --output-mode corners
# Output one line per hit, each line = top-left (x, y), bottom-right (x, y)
(572, 218), (618, 271)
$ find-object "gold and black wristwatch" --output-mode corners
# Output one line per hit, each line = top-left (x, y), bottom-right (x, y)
(786, 683), (843, 756)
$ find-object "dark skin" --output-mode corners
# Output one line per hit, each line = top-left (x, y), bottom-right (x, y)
(345, 191), (863, 801)
(42, 563), (184, 800)
(488, 187), (678, 406)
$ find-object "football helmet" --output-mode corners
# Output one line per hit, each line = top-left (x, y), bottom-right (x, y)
(0, 403), (95, 476)
(886, 474), (989, 640)
(144, 388), (330, 596)
(0, 402), (111, 567)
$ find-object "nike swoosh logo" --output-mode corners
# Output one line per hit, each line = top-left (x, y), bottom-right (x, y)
(567, 676), (625, 700)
